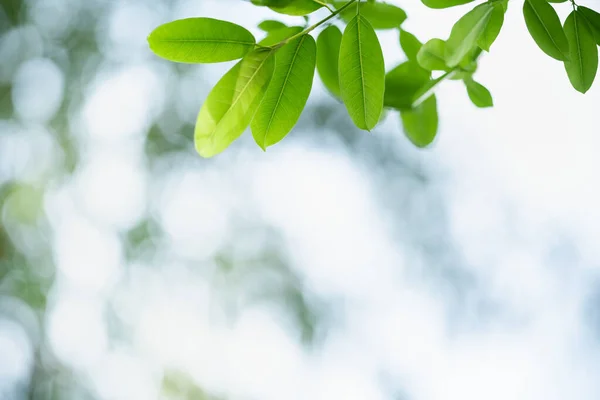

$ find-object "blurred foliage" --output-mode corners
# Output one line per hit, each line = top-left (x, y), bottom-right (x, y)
(0, 0), (484, 399)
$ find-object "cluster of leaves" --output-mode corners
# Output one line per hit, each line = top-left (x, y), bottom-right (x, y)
(148, 0), (600, 158)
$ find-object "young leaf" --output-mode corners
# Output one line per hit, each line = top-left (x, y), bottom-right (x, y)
(339, 14), (386, 131)
(578, 6), (600, 45)
(258, 20), (288, 32)
(400, 95), (438, 148)
(251, 35), (316, 150)
(384, 61), (430, 110)
(478, 3), (505, 51)
(563, 10), (598, 93)
(195, 49), (275, 158)
(317, 25), (343, 97)
(400, 30), (423, 62)
(334, 1), (407, 30)
(148, 18), (256, 63)
(522, 0), (569, 60)
(417, 39), (448, 71)
(421, 0), (475, 9)
(445, 3), (494, 67)
(464, 78), (493, 107)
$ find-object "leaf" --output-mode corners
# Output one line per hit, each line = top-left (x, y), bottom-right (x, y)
(400, 95), (438, 148)
(251, 35), (316, 150)
(399, 30), (423, 62)
(195, 49), (275, 158)
(421, 0), (475, 9)
(258, 20), (288, 32)
(317, 25), (343, 97)
(445, 3), (494, 67)
(563, 10), (598, 93)
(578, 6), (600, 45)
(269, 0), (323, 15)
(522, 0), (569, 60)
(148, 18), (256, 63)
(478, 3), (505, 51)
(334, 1), (407, 30)
(259, 26), (303, 47)
(384, 61), (430, 110)
(464, 78), (493, 107)
(417, 39), (448, 71)
(339, 14), (386, 130)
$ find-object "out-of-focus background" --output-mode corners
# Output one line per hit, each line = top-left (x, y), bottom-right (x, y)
(2, 0), (600, 399)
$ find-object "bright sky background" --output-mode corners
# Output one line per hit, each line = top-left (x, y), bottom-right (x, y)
(2, 0), (600, 399)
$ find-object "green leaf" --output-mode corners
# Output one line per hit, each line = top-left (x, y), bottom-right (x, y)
(563, 10), (598, 93)
(421, 0), (475, 9)
(384, 61), (430, 110)
(334, 1), (407, 30)
(400, 95), (438, 148)
(578, 6), (600, 45)
(148, 18), (256, 63)
(251, 35), (316, 150)
(339, 14), (386, 131)
(399, 30), (423, 62)
(259, 26), (303, 46)
(258, 20), (288, 32)
(445, 3), (494, 67)
(195, 49), (275, 158)
(417, 39), (448, 71)
(522, 0), (569, 60)
(464, 78), (493, 107)
(317, 25), (342, 97)
(269, 0), (323, 16)
(478, 3), (505, 51)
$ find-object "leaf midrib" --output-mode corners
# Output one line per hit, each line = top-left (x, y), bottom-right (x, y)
(573, 12), (585, 88)
(152, 38), (254, 45)
(357, 16), (368, 129)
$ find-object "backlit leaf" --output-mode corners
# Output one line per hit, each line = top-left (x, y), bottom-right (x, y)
(148, 18), (256, 63)
(478, 3), (505, 51)
(339, 14), (386, 130)
(195, 49), (275, 157)
(252, 35), (316, 150)
(445, 3), (494, 67)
